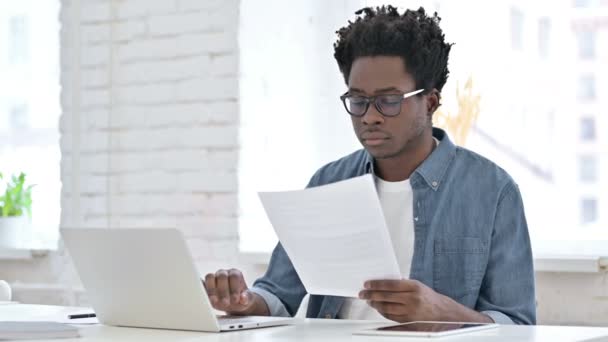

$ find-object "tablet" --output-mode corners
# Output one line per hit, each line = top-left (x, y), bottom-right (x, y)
(354, 321), (499, 338)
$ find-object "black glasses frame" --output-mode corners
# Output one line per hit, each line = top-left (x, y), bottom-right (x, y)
(340, 89), (425, 117)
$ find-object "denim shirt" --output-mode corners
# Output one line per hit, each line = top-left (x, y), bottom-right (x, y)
(251, 127), (536, 325)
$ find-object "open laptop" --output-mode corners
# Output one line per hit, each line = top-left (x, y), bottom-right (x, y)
(61, 228), (295, 332)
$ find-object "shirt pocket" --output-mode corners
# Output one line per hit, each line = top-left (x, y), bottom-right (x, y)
(433, 237), (488, 301)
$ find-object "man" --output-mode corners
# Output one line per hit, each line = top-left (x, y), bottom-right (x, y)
(204, 6), (536, 325)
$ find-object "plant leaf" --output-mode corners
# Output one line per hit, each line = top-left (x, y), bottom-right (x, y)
(0, 171), (33, 217)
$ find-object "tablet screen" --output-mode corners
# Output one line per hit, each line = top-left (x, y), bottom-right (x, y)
(376, 322), (488, 333)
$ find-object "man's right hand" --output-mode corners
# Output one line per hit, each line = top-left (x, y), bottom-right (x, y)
(204, 269), (269, 316)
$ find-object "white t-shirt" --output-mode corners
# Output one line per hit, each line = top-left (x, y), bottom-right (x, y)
(338, 176), (414, 320)
(338, 137), (439, 320)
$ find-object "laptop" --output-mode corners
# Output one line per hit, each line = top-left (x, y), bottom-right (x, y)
(61, 228), (295, 332)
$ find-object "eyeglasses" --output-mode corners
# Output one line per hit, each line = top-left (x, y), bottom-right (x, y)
(340, 89), (425, 117)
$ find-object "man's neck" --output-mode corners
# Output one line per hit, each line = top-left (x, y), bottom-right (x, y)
(374, 132), (436, 182)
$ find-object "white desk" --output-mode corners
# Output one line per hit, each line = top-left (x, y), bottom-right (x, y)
(3, 304), (608, 342)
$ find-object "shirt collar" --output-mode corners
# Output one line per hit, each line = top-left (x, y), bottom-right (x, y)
(363, 127), (456, 191)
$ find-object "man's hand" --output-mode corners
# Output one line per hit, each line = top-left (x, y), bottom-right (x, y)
(359, 279), (493, 323)
(203, 269), (269, 316)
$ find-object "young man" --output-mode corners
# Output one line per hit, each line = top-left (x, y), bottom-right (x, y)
(204, 6), (536, 325)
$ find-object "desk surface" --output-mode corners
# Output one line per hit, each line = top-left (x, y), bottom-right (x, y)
(3, 304), (608, 342)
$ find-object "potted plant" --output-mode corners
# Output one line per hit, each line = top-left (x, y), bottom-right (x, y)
(0, 172), (34, 249)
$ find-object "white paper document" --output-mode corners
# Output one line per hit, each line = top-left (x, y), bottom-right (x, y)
(258, 174), (402, 298)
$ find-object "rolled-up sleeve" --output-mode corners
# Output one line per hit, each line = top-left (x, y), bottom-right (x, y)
(249, 286), (291, 317)
(475, 181), (537, 325)
(482, 310), (518, 324)
(251, 242), (308, 317)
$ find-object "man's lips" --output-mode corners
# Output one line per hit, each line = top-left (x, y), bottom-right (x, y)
(361, 132), (389, 140)
(361, 132), (389, 146)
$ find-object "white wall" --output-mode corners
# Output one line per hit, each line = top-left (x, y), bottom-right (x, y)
(58, 0), (241, 261)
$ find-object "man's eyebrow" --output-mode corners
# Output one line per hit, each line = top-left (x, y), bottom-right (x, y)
(374, 86), (401, 93)
(348, 86), (402, 94)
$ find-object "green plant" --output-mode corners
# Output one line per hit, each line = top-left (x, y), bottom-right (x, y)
(0, 172), (34, 218)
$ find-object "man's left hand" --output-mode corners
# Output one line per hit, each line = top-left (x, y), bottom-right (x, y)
(359, 279), (493, 323)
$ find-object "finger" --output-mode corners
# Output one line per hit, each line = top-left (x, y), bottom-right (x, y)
(239, 289), (254, 306)
(364, 279), (421, 292)
(383, 313), (410, 323)
(215, 269), (230, 306)
(368, 300), (409, 315)
(204, 273), (218, 304)
(227, 269), (247, 305)
(359, 290), (407, 304)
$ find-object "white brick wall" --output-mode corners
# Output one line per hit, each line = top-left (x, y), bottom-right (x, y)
(66, 0), (241, 257)
(1, 0), (244, 306)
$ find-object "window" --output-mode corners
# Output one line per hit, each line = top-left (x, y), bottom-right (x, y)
(511, 7), (524, 50)
(579, 155), (598, 183)
(538, 17), (551, 58)
(578, 75), (596, 101)
(8, 15), (29, 64)
(580, 117), (596, 141)
(576, 29), (596, 60)
(239, 1), (364, 253)
(239, 0), (608, 257)
(581, 198), (598, 224)
(8, 103), (29, 130)
(0, 2), (61, 248)
(573, 0), (599, 7)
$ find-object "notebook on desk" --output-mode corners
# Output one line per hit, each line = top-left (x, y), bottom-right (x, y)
(0, 321), (79, 340)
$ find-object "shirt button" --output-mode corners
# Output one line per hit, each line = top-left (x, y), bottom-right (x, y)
(432, 181), (438, 187)
(414, 217), (419, 222)
(324, 314), (332, 319)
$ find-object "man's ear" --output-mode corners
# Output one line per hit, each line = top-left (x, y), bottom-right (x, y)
(426, 89), (441, 115)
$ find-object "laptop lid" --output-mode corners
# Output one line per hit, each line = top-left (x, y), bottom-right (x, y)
(61, 228), (221, 332)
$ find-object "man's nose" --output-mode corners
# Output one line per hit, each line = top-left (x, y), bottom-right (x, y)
(362, 103), (384, 125)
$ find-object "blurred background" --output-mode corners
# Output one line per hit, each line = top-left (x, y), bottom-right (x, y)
(0, 0), (607, 325)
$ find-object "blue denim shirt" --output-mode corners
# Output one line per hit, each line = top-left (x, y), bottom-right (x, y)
(251, 127), (536, 325)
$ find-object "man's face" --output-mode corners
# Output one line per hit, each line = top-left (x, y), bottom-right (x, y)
(347, 56), (431, 160)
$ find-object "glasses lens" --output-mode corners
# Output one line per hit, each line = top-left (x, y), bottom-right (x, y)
(345, 96), (368, 116)
(376, 95), (402, 116)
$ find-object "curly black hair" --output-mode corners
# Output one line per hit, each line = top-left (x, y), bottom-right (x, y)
(333, 5), (453, 94)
